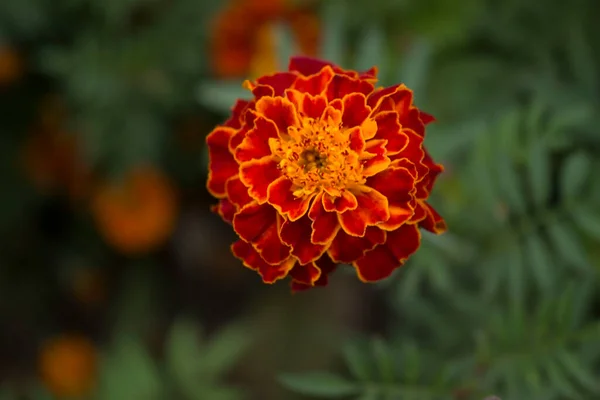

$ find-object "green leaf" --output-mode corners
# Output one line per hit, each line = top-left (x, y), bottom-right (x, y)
(165, 318), (204, 392)
(556, 350), (600, 394)
(570, 206), (600, 241)
(354, 25), (385, 75)
(545, 360), (582, 399)
(524, 233), (553, 293)
(371, 337), (395, 383)
(342, 341), (371, 381)
(188, 386), (244, 400)
(547, 219), (589, 272)
(196, 81), (250, 114)
(279, 372), (360, 398)
(528, 141), (550, 207)
(319, 0), (346, 65)
(494, 152), (526, 214)
(97, 334), (163, 399)
(561, 152), (591, 199)
(507, 240), (525, 309)
(198, 322), (252, 381)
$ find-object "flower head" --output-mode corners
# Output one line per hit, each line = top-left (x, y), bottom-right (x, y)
(206, 56), (446, 291)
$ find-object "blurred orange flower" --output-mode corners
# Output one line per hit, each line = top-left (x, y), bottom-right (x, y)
(211, 0), (320, 79)
(39, 335), (97, 399)
(91, 166), (178, 255)
(0, 45), (23, 85)
(21, 95), (91, 201)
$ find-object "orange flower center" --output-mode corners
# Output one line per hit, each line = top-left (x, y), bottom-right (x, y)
(270, 116), (365, 198)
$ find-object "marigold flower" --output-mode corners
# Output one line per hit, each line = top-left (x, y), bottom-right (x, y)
(210, 0), (320, 79)
(39, 334), (97, 398)
(91, 166), (178, 255)
(206, 57), (446, 291)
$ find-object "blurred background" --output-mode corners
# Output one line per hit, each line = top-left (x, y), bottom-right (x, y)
(1, 0), (600, 399)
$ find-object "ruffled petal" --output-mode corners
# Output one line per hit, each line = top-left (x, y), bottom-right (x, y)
(255, 96), (299, 133)
(418, 201), (447, 234)
(239, 156), (281, 203)
(373, 111), (408, 155)
(234, 116), (279, 162)
(322, 191), (358, 213)
(361, 140), (391, 177)
(231, 240), (295, 283)
(288, 56), (335, 76)
(354, 223), (421, 282)
(255, 72), (298, 96)
(368, 167), (415, 230)
(232, 201), (275, 243)
(341, 93), (371, 128)
(338, 187), (390, 237)
(224, 99), (251, 129)
(225, 176), (253, 208)
(328, 226), (386, 263)
(327, 74), (374, 101)
(285, 90), (328, 119)
(211, 198), (236, 224)
(206, 126), (239, 197)
(280, 215), (327, 265)
(308, 192), (340, 245)
(267, 176), (313, 221)
(292, 66), (335, 95)
(290, 254), (337, 292)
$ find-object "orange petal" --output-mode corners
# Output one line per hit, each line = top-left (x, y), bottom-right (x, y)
(361, 140), (390, 177)
(322, 190), (358, 213)
(231, 240), (295, 283)
(255, 96), (299, 133)
(338, 188), (390, 237)
(280, 215), (327, 265)
(235, 116), (279, 162)
(206, 126), (239, 197)
(239, 156), (281, 203)
(267, 176), (313, 221)
(328, 226), (386, 263)
(418, 201), (447, 234)
(251, 213), (292, 265)
(285, 90), (328, 119)
(354, 223), (421, 282)
(308, 193), (340, 244)
(341, 93), (371, 128)
(225, 176), (253, 208)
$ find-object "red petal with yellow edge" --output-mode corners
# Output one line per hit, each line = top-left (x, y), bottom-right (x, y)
(267, 176), (313, 221)
(285, 90), (328, 120)
(206, 127), (239, 197)
(232, 202), (275, 243)
(291, 254), (337, 292)
(224, 99), (250, 129)
(390, 129), (426, 175)
(409, 200), (428, 224)
(419, 201), (447, 234)
(348, 127), (366, 152)
(256, 72), (297, 96)
(251, 213), (291, 265)
(391, 158), (418, 179)
(293, 66), (335, 95)
(328, 227), (386, 263)
(354, 223), (421, 282)
(255, 97), (299, 133)
(367, 85), (402, 110)
(373, 111), (408, 154)
(416, 151), (444, 198)
(369, 85), (429, 137)
(231, 240), (294, 283)
(321, 105), (342, 126)
(338, 188), (390, 237)
(235, 117), (279, 163)
(420, 111), (436, 125)
(249, 84), (274, 101)
(289, 261), (321, 286)
(212, 198), (236, 224)
(289, 56), (335, 76)
(225, 177), (253, 208)
(239, 156), (280, 203)
(368, 167), (414, 205)
(327, 74), (374, 101)
(308, 193), (340, 244)
(341, 93), (370, 128)
(322, 191), (358, 213)
(302, 93), (328, 119)
(280, 215), (327, 265)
